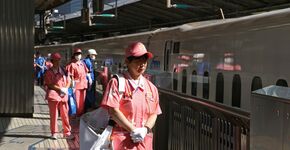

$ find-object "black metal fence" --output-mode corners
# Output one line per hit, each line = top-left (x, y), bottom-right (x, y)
(154, 88), (250, 150)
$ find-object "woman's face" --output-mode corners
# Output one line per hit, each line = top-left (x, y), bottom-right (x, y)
(126, 56), (148, 79)
(74, 53), (82, 61)
(52, 59), (60, 67)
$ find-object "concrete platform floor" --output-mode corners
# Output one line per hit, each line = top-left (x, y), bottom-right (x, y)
(0, 86), (80, 150)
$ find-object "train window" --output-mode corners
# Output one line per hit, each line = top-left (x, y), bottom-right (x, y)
(191, 70), (197, 96)
(173, 42), (180, 54)
(276, 79), (288, 87)
(203, 71), (209, 99)
(232, 74), (241, 107)
(164, 41), (172, 71)
(182, 69), (187, 93)
(118, 63), (122, 73)
(173, 68), (178, 91)
(216, 73), (224, 103)
(251, 76), (262, 91)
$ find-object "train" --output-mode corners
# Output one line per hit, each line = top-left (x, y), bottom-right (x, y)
(35, 8), (290, 111)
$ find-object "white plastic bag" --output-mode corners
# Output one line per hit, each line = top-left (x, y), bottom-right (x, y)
(80, 107), (111, 150)
(90, 125), (113, 150)
(83, 107), (110, 131)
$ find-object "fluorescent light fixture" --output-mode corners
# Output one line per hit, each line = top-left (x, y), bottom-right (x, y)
(95, 14), (115, 17)
(50, 26), (64, 29)
(172, 4), (194, 9)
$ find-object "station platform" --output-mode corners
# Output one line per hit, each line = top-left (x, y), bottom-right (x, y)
(0, 86), (80, 150)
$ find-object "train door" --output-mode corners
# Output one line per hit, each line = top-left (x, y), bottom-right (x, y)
(165, 40), (177, 91)
(165, 40), (181, 91)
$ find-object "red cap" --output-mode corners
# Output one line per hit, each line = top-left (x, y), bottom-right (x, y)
(73, 48), (82, 54)
(51, 52), (61, 60)
(125, 42), (153, 59)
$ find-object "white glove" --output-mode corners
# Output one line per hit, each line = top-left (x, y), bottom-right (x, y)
(71, 80), (75, 88)
(88, 78), (92, 86)
(130, 127), (148, 143)
(87, 74), (93, 86)
(60, 87), (68, 95)
(131, 136), (143, 143)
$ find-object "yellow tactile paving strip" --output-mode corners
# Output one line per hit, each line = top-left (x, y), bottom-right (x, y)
(0, 86), (80, 150)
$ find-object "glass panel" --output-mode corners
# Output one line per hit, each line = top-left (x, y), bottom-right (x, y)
(173, 68), (178, 91)
(182, 69), (187, 93)
(251, 76), (262, 91)
(203, 71), (209, 99)
(276, 79), (288, 87)
(232, 74), (241, 107)
(216, 73), (224, 103)
(191, 70), (197, 96)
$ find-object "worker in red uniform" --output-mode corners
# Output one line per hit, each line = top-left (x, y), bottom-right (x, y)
(66, 48), (89, 117)
(45, 53), (53, 70)
(97, 66), (109, 92)
(44, 52), (74, 140)
(101, 42), (162, 150)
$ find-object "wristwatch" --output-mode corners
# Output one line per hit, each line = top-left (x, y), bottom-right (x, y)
(145, 126), (151, 134)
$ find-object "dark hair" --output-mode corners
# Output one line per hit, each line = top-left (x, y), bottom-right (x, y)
(74, 52), (82, 56)
(127, 54), (149, 62)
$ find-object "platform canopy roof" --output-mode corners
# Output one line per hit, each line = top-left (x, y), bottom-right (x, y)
(35, 0), (290, 43)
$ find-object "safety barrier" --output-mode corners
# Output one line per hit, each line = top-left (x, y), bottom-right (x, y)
(154, 88), (250, 150)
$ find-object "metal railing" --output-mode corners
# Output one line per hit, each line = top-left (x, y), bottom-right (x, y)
(154, 88), (250, 150)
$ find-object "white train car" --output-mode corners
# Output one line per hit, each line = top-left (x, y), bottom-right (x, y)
(35, 8), (290, 111)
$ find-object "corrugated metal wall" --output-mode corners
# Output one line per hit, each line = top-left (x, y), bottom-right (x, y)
(0, 0), (34, 116)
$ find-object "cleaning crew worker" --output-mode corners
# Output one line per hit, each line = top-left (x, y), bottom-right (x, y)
(83, 49), (98, 111)
(44, 52), (74, 140)
(35, 51), (46, 86)
(101, 42), (162, 150)
(66, 48), (89, 117)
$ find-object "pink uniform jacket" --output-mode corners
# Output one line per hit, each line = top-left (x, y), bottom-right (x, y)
(101, 73), (162, 150)
(44, 67), (70, 102)
(66, 60), (89, 90)
(44, 67), (72, 136)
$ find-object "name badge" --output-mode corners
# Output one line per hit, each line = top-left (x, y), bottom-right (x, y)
(146, 92), (154, 101)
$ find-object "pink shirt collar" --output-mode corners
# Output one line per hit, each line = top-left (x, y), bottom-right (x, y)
(126, 73), (145, 91)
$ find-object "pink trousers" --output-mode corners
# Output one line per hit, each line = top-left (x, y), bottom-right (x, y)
(111, 132), (153, 150)
(75, 89), (86, 116)
(48, 100), (71, 136)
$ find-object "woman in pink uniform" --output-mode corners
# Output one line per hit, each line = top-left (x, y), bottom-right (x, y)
(101, 42), (162, 150)
(44, 52), (74, 140)
(66, 48), (89, 117)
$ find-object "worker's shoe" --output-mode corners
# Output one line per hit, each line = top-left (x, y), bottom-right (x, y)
(63, 134), (75, 140)
(51, 134), (58, 140)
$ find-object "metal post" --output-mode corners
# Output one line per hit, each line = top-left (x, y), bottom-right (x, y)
(63, 14), (66, 29)
(167, 0), (172, 8)
(220, 8), (225, 19)
(83, 0), (87, 8)
(40, 13), (44, 30)
(115, 0), (118, 17)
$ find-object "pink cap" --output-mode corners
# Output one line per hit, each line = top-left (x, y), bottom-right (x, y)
(51, 52), (61, 60)
(125, 42), (153, 59)
(73, 48), (82, 54)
